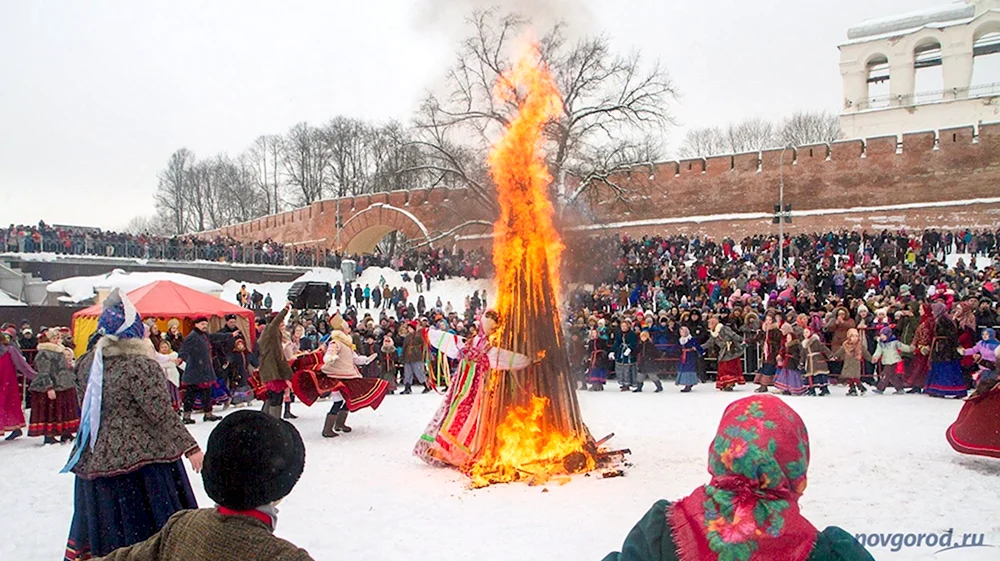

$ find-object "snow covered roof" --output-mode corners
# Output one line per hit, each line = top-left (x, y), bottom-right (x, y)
(0, 291), (26, 307)
(47, 269), (224, 304)
(847, 2), (975, 41)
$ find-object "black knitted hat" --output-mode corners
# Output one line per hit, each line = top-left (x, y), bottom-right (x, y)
(202, 410), (305, 510)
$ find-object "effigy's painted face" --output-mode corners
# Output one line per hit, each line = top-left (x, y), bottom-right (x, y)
(481, 315), (497, 336)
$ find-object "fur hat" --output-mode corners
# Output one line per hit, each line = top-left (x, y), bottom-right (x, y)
(192, 316), (209, 325)
(202, 410), (305, 510)
(779, 323), (794, 336)
(167, 318), (181, 329)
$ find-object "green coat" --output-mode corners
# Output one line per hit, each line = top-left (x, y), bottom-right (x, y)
(602, 500), (874, 561)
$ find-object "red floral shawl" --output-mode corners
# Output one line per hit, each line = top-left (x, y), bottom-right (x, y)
(669, 395), (818, 561)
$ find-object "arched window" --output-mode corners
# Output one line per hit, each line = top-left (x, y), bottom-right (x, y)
(971, 22), (1000, 96)
(865, 54), (891, 109)
(913, 39), (943, 104)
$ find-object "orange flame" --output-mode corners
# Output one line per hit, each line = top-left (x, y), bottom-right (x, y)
(469, 397), (594, 487)
(489, 43), (565, 313)
(467, 44), (594, 487)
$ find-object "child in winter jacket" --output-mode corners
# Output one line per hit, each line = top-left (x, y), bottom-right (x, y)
(675, 326), (703, 393)
(872, 327), (913, 394)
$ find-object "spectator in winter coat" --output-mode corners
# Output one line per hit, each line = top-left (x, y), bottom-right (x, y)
(635, 330), (663, 392)
(91, 411), (313, 561)
(178, 318), (231, 423)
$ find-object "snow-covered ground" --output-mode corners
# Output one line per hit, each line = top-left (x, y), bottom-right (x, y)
(221, 266), (494, 317)
(46, 270), (225, 303)
(2, 388), (997, 561)
(0, 291), (26, 306)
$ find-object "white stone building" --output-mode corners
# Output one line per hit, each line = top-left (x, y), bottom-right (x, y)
(839, 0), (1000, 138)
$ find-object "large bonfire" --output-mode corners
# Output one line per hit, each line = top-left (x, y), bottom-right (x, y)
(466, 44), (598, 487)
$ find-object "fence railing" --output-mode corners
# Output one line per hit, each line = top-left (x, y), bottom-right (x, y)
(854, 82), (1000, 111)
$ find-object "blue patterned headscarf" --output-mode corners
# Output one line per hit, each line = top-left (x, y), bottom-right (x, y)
(62, 288), (145, 473)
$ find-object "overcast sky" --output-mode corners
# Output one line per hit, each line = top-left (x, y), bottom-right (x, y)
(0, 0), (946, 230)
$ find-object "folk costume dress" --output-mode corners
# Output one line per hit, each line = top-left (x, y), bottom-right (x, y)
(27, 341), (80, 440)
(675, 336), (703, 388)
(775, 339), (807, 396)
(946, 378), (1000, 459)
(290, 330), (390, 412)
(602, 395), (875, 561)
(0, 337), (35, 438)
(753, 325), (782, 387)
(904, 305), (934, 390)
(63, 289), (200, 561)
(925, 313), (968, 398)
(586, 336), (612, 389)
(414, 328), (531, 468)
(705, 324), (746, 391)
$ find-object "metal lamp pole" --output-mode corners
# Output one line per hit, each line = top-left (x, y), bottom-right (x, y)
(777, 144), (793, 271)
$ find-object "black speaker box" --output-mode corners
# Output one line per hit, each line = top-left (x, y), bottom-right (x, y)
(287, 281), (332, 310)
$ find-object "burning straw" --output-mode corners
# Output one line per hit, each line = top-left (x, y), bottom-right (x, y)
(467, 44), (596, 487)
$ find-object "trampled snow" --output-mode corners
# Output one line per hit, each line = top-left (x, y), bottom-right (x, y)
(2, 389), (997, 561)
(46, 270), (225, 304)
(221, 266), (494, 317)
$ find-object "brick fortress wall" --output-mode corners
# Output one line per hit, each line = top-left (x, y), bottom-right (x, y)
(202, 123), (1000, 252)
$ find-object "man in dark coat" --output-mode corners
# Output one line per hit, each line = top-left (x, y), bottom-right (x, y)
(219, 314), (241, 335)
(179, 317), (227, 423)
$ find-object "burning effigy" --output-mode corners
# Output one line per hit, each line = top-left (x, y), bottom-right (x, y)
(413, 44), (628, 487)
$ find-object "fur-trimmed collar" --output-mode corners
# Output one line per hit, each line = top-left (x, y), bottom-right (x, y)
(36, 341), (65, 353)
(101, 337), (156, 359)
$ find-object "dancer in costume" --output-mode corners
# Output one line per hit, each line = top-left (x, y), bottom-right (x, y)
(946, 376), (1000, 459)
(227, 336), (258, 406)
(753, 314), (782, 393)
(830, 328), (871, 396)
(63, 288), (202, 561)
(0, 330), (35, 441)
(904, 303), (934, 393)
(675, 326), (703, 393)
(257, 304), (295, 420)
(289, 314), (390, 438)
(585, 328), (611, 391)
(602, 395), (875, 561)
(413, 309), (531, 469)
(802, 327), (831, 396)
(704, 315), (746, 391)
(775, 324), (807, 396)
(924, 304), (968, 399)
(154, 339), (183, 411)
(27, 328), (80, 444)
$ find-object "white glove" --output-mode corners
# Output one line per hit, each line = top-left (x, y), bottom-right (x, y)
(623, 347), (631, 357)
(608, 352), (615, 361)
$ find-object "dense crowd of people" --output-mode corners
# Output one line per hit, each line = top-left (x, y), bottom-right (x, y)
(6, 225), (1000, 560)
(1, 221), (491, 277)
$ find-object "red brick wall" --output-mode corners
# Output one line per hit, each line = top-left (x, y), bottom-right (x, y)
(201, 124), (1000, 251)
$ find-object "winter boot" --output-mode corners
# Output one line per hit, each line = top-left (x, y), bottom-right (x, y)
(681, 386), (692, 393)
(847, 386), (858, 396)
(401, 385), (412, 395)
(872, 388), (885, 395)
(203, 411), (222, 422)
(653, 381), (663, 393)
(182, 411), (195, 425)
(43, 435), (58, 445)
(421, 385), (431, 394)
(61, 434), (75, 443)
(632, 385), (643, 393)
(805, 387), (817, 396)
(906, 387), (922, 394)
(283, 403), (298, 419)
(4, 429), (21, 441)
(754, 385), (769, 393)
(859, 384), (868, 395)
(334, 410), (352, 433)
(321, 414), (339, 438)
(819, 386), (830, 396)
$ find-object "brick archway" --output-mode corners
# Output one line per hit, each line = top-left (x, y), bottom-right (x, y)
(338, 203), (431, 254)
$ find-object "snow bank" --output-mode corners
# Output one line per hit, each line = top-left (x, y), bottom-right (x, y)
(0, 291), (26, 307)
(222, 266), (495, 316)
(2, 389), (997, 561)
(46, 270), (224, 304)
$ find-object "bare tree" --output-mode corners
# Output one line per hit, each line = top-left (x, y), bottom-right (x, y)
(678, 127), (727, 158)
(725, 118), (776, 153)
(248, 135), (284, 214)
(123, 214), (172, 236)
(281, 122), (330, 206)
(410, 9), (676, 215)
(778, 111), (842, 146)
(153, 149), (194, 235)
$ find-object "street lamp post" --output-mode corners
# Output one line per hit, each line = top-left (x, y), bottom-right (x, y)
(777, 144), (794, 271)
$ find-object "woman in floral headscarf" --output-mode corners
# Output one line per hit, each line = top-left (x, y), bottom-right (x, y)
(602, 395), (874, 561)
